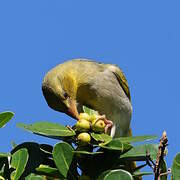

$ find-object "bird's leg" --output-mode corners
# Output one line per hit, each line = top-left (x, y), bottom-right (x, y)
(96, 115), (113, 134)
(104, 119), (113, 134)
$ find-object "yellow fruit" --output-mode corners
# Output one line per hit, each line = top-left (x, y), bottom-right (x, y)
(77, 132), (91, 145)
(90, 114), (100, 122)
(76, 119), (90, 132)
(92, 119), (105, 133)
(79, 113), (91, 121)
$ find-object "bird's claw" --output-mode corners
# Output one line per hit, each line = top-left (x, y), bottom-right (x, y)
(97, 115), (113, 134)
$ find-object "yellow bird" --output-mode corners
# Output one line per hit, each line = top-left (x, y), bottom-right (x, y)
(42, 59), (132, 137)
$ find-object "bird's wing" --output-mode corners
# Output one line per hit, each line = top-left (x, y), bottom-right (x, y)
(107, 65), (131, 101)
(71, 59), (131, 100)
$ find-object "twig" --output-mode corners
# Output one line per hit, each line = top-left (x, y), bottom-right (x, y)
(159, 168), (171, 180)
(132, 163), (147, 172)
(146, 150), (156, 170)
(154, 131), (168, 180)
(66, 125), (74, 131)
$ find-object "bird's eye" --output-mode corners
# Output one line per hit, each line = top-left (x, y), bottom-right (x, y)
(63, 92), (69, 99)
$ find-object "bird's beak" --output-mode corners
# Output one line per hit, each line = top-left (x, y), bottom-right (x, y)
(66, 98), (79, 120)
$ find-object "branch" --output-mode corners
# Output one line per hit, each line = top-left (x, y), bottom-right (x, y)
(154, 131), (168, 180)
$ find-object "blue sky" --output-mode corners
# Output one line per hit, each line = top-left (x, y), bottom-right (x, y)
(0, 1), (180, 179)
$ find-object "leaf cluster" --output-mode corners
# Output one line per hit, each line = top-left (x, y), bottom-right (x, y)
(0, 109), (179, 179)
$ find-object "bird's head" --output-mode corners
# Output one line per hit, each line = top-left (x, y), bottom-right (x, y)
(42, 68), (79, 119)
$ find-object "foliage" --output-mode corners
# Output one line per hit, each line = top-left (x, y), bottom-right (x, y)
(0, 108), (179, 179)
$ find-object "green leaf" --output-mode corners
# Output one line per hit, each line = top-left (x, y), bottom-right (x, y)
(172, 153), (180, 180)
(120, 144), (159, 161)
(11, 142), (46, 176)
(0, 157), (9, 180)
(91, 133), (112, 144)
(99, 138), (132, 152)
(97, 169), (133, 180)
(11, 148), (28, 180)
(39, 144), (53, 156)
(0, 153), (10, 158)
(83, 106), (98, 116)
(10, 171), (15, 180)
(160, 159), (167, 180)
(0, 158), (5, 171)
(52, 142), (74, 178)
(36, 165), (58, 174)
(73, 151), (103, 155)
(0, 111), (14, 128)
(133, 171), (153, 177)
(118, 135), (158, 143)
(17, 121), (76, 138)
(36, 165), (64, 178)
(25, 173), (45, 180)
(0, 175), (5, 180)
(0, 158), (5, 176)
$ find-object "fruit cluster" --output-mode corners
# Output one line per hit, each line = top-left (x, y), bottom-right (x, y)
(75, 113), (106, 146)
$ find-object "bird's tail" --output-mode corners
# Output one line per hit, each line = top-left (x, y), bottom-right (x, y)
(125, 127), (142, 180)
(128, 127), (133, 136)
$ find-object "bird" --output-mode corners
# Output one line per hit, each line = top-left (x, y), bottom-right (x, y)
(42, 59), (132, 137)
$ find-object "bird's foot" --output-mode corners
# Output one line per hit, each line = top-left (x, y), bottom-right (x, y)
(104, 119), (113, 134)
(96, 115), (113, 134)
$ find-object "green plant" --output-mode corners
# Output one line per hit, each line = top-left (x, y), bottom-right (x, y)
(0, 108), (179, 180)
